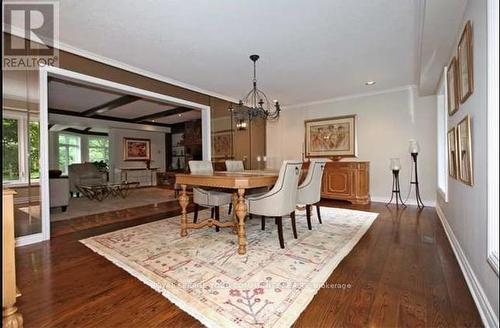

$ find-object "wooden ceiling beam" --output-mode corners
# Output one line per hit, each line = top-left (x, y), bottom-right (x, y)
(80, 95), (140, 117)
(132, 107), (194, 122)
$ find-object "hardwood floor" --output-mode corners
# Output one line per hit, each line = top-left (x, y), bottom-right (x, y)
(15, 200), (483, 327)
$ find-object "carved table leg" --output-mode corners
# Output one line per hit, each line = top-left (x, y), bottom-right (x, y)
(235, 188), (247, 254)
(179, 184), (189, 237)
(231, 192), (238, 234)
(3, 306), (23, 328)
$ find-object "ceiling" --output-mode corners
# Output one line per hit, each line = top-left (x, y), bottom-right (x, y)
(5, 0), (467, 105)
(48, 79), (201, 126)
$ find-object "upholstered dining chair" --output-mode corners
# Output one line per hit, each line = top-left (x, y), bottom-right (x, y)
(246, 160), (303, 248)
(225, 160), (245, 172)
(297, 159), (328, 230)
(188, 160), (233, 231)
(224, 160), (245, 215)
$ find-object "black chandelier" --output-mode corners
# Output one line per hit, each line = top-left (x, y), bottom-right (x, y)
(229, 54), (281, 121)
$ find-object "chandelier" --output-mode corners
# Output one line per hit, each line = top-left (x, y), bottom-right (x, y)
(229, 54), (281, 122)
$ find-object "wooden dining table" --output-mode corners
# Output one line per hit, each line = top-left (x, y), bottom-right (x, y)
(175, 171), (278, 255)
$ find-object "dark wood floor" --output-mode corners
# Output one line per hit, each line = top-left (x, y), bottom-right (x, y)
(15, 200), (483, 327)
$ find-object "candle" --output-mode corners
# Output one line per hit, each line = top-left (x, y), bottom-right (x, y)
(257, 156), (261, 162)
(263, 156), (267, 162)
(390, 158), (401, 171)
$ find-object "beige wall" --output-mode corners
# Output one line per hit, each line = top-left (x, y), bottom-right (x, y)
(437, 0), (499, 321)
(266, 88), (437, 204)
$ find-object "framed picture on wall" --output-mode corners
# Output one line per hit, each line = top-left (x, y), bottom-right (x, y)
(211, 130), (233, 159)
(457, 115), (473, 186)
(447, 127), (458, 179)
(304, 115), (357, 158)
(123, 138), (151, 161)
(447, 57), (459, 115)
(458, 21), (474, 103)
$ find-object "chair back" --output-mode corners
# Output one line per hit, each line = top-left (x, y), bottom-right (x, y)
(225, 160), (245, 172)
(297, 160), (328, 204)
(268, 160), (303, 214)
(188, 161), (213, 174)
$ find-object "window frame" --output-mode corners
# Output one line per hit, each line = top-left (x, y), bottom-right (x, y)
(437, 67), (449, 202)
(2, 109), (39, 186)
(487, 0), (499, 275)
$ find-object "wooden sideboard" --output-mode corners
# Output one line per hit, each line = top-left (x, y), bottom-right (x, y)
(304, 161), (370, 205)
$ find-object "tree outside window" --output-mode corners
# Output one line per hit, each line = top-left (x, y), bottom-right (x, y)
(58, 134), (81, 175)
(2, 118), (20, 181)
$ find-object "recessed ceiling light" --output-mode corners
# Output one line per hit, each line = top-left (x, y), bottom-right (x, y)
(178, 114), (182, 117)
(152, 119), (156, 122)
(364, 81), (376, 86)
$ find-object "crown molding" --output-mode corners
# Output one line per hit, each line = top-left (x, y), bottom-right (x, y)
(2, 24), (239, 104)
(283, 85), (417, 109)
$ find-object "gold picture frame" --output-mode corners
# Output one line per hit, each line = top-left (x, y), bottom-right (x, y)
(457, 115), (473, 185)
(447, 57), (459, 115)
(447, 127), (458, 179)
(304, 115), (357, 158)
(123, 137), (151, 161)
(458, 21), (474, 103)
(211, 130), (233, 159)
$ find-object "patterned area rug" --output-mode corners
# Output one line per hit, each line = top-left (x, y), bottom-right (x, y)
(81, 207), (378, 328)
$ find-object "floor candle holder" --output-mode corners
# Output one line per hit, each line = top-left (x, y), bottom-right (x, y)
(386, 158), (406, 208)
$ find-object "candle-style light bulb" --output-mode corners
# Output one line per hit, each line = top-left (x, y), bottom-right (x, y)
(390, 158), (401, 171)
(409, 139), (420, 154)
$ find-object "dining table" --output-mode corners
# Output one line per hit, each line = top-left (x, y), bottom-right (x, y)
(175, 170), (278, 255)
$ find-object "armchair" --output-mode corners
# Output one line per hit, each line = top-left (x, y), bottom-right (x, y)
(68, 163), (108, 196)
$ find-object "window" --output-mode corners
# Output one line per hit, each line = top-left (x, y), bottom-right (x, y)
(2, 111), (39, 184)
(88, 136), (109, 163)
(29, 121), (40, 179)
(2, 118), (20, 181)
(58, 134), (81, 175)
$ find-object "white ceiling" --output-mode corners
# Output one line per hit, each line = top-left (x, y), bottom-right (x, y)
(154, 110), (201, 125)
(5, 0), (467, 105)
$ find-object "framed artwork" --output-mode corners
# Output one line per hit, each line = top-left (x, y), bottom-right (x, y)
(447, 57), (459, 115)
(447, 127), (458, 179)
(211, 130), (233, 159)
(458, 21), (474, 103)
(304, 115), (357, 158)
(123, 138), (151, 161)
(457, 115), (473, 185)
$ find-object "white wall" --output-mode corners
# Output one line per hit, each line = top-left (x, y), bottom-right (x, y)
(108, 128), (166, 182)
(437, 0), (499, 324)
(266, 87), (437, 204)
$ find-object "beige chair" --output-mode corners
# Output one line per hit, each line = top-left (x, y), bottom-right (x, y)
(247, 160), (303, 248)
(225, 160), (245, 172)
(49, 177), (70, 211)
(188, 160), (232, 231)
(297, 160), (328, 229)
(68, 163), (107, 196)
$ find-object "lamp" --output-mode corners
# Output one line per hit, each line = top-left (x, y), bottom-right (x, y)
(229, 54), (281, 122)
(236, 119), (247, 130)
(406, 139), (425, 208)
(386, 158), (406, 208)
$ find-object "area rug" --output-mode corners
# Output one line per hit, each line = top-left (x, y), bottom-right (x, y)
(20, 187), (177, 222)
(81, 207), (378, 328)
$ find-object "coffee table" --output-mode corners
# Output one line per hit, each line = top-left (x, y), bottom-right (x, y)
(77, 182), (140, 201)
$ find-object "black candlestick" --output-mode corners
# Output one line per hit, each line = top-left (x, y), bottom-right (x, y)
(409, 152), (425, 208)
(386, 169), (406, 208)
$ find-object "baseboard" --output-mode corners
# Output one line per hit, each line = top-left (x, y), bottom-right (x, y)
(370, 196), (436, 207)
(436, 204), (499, 328)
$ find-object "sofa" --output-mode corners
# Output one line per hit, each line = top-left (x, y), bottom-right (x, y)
(68, 163), (108, 195)
(49, 177), (70, 211)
